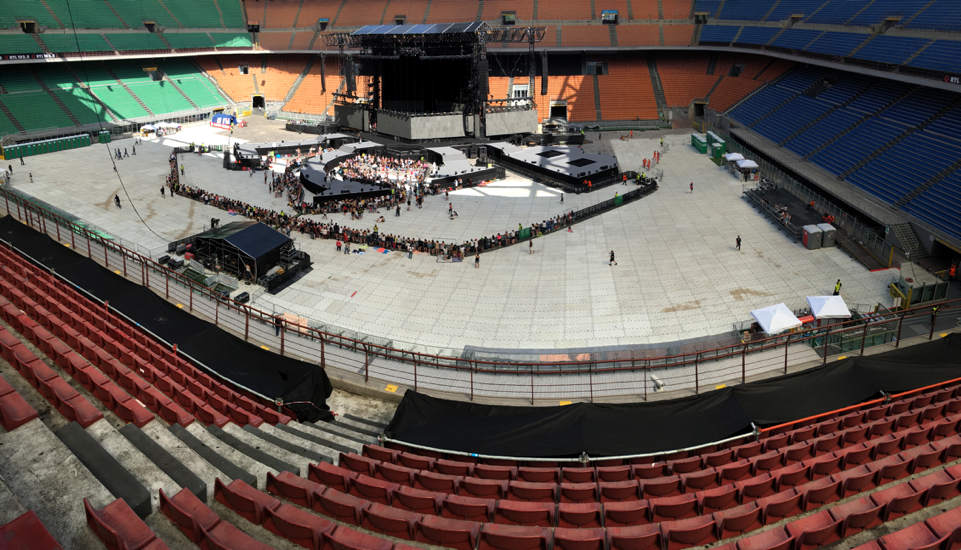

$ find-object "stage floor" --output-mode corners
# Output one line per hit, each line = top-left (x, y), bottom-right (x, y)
(7, 118), (898, 353)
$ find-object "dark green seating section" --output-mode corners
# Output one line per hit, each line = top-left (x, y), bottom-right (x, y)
(43, 0), (124, 28)
(0, 34), (43, 54)
(164, 33), (215, 49)
(0, 93), (75, 131)
(105, 32), (168, 51)
(40, 32), (113, 52)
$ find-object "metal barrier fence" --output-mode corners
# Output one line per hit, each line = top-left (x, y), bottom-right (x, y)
(0, 185), (957, 405)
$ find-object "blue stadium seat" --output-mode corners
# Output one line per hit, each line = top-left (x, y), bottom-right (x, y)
(718, 0), (767, 21)
(804, 32), (868, 57)
(881, 88), (955, 128)
(785, 109), (863, 157)
(733, 26), (780, 46)
(770, 29), (823, 51)
(906, 41), (961, 74)
(810, 117), (903, 175)
(753, 95), (833, 143)
(693, 0), (723, 17)
(699, 25), (740, 44)
(847, 0), (930, 26)
(765, 0), (826, 21)
(805, 0), (873, 24)
(850, 36), (931, 66)
(904, 1), (961, 31)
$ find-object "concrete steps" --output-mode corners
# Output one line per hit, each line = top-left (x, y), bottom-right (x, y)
(0, 419), (111, 548)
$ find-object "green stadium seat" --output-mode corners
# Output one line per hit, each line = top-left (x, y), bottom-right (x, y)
(8, 0), (62, 29)
(0, 34), (44, 54)
(210, 33), (252, 48)
(126, 81), (193, 114)
(164, 0), (225, 27)
(43, 0), (125, 28)
(105, 32), (168, 51)
(54, 88), (113, 124)
(0, 92), (74, 132)
(39, 32), (113, 53)
(88, 84), (149, 119)
(107, 1), (178, 28)
(218, 0), (247, 27)
(170, 77), (227, 107)
(0, 111), (19, 136)
(0, 68), (43, 93)
(165, 33), (214, 49)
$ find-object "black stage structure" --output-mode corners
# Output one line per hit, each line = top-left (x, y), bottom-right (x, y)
(325, 23), (544, 140)
(177, 222), (312, 293)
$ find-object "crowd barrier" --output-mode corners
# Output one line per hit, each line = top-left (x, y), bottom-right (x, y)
(0, 185), (957, 405)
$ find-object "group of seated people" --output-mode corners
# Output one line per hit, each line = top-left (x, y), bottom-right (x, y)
(329, 153), (436, 188)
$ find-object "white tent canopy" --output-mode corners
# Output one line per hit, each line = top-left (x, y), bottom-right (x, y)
(751, 303), (802, 335)
(807, 295), (851, 319)
(723, 152), (744, 161)
(736, 159), (759, 169)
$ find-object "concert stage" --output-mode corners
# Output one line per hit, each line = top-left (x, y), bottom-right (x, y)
(485, 143), (619, 192)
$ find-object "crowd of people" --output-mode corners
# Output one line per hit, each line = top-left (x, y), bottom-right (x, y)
(330, 153), (435, 189)
(167, 153), (584, 260)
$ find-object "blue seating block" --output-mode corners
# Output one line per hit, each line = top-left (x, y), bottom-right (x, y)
(771, 29), (823, 50)
(765, 0), (826, 21)
(785, 109), (863, 157)
(718, 0), (768, 20)
(693, 0), (723, 17)
(847, 0), (930, 26)
(734, 26), (780, 45)
(906, 40), (961, 74)
(804, 32), (868, 57)
(851, 35), (930, 65)
(700, 25), (740, 44)
(805, 0), (872, 24)
(905, 1), (961, 31)
(810, 117), (903, 175)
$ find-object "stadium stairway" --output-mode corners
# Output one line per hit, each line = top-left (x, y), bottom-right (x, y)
(162, 76), (199, 110)
(108, 69), (154, 116)
(0, 240), (391, 549)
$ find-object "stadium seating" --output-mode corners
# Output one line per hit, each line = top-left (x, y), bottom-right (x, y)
(905, 0), (961, 31)
(656, 57), (717, 107)
(38, 32), (113, 53)
(281, 58), (342, 115)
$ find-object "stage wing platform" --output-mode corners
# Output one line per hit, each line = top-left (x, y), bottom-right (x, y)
(486, 143), (619, 191)
(299, 141), (392, 204)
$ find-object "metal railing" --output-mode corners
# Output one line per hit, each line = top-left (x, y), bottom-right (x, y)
(0, 185), (957, 404)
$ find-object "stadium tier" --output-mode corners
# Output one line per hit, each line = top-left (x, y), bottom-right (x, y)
(728, 66), (961, 242)
(704, 0), (960, 31)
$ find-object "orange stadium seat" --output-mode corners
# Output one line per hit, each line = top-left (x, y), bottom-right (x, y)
(263, 0), (302, 28)
(290, 30), (316, 49)
(295, 0), (342, 28)
(663, 24), (694, 45)
(562, 25), (611, 48)
(258, 58), (307, 100)
(661, 0), (694, 19)
(281, 59), (342, 115)
(598, 62), (659, 120)
(483, 0), (534, 22)
(534, 75), (596, 122)
(426, 0), (479, 23)
(657, 57), (718, 107)
(388, 0), (430, 24)
(337, 0), (390, 27)
(616, 25), (660, 46)
(245, 0), (264, 26)
(259, 31), (293, 50)
(538, 0), (592, 21)
(627, 0), (658, 20)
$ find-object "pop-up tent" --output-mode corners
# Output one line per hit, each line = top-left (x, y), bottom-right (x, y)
(723, 152), (744, 162)
(807, 295), (851, 320)
(736, 159), (759, 170)
(751, 303), (802, 335)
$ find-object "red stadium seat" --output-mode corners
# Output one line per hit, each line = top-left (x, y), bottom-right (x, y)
(362, 444), (400, 462)
(561, 467), (595, 483)
(871, 484), (925, 520)
(785, 509), (842, 549)
(829, 497), (884, 537)
(603, 499), (651, 527)
(0, 390), (38, 431)
(458, 477), (507, 498)
(312, 487), (367, 525)
(557, 502), (602, 528)
(758, 490), (803, 522)
(559, 481), (598, 503)
(735, 527), (795, 550)
(159, 487), (221, 543)
(0, 510), (62, 550)
(924, 506), (961, 542)
(214, 478), (280, 525)
(878, 521), (948, 550)
(84, 498), (168, 550)
(415, 470), (462, 493)
(493, 499), (554, 527)
(798, 476), (841, 509)
(680, 468), (718, 491)
(376, 461), (417, 485)
(474, 464), (517, 480)
(697, 484), (737, 512)
(715, 501), (763, 538)
(435, 458), (474, 477)
(632, 463), (667, 479)
(663, 515), (716, 550)
(360, 502), (420, 539)
(397, 452), (435, 470)
(325, 525), (393, 550)
(600, 479), (641, 502)
(478, 523), (550, 550)
(553, 527), (604, 550)
(392, 485), (442, 514)
(910, 469), (961, 504)
(309, 462), (358, 493)
(607, 524), (661, 550)
(651, 493), (698, 521)
(203, 521), (274, 550)
(415, 515), (480, 550)
(596, 465), (632, 482)
(517, 466), (557, 483)
(507, 480), (556, 502)
(266, 471), (321, 508)
(340, 452), (378, 475)
(442, 494), (494, 522)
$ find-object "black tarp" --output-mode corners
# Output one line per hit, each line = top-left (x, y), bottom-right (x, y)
(0, 216), (332, 422)
(387, 333), (961, 457)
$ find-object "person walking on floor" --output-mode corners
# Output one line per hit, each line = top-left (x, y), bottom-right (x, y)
(114, 194), (121, 208)
(833, 279), (842, 296)
(736, 235), (741, 251)
(690, 181), (694, 193)
(160, 186), (165, 197)
(609, 250), (617, 266)
(274, 315), (282, 337)
(475, 252), (480, 268)
(28, 172), (32, 183)
(529, 239), (533, 255)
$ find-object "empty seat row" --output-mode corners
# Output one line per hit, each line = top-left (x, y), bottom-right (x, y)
(0, 313), (102, 428)
(0, 366), (38, 431)
(0, 244), (290, 427)
(84, 498), (168, 550)
(0, 511), (62, 549)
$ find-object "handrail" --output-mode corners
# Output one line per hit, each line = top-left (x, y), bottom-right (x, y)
(0, 185), (958, 381)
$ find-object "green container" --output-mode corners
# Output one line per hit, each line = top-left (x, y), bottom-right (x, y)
(519, 227), (532, 240)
